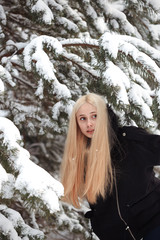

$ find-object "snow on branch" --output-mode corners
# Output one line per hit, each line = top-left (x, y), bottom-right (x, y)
(0, 205), (44, 240)
(0, 75), (4, 93)
(0, 4), (6, 39)
(23, 36), (63, 72)
(97, 0), (139, 36)
(102, 61), (130, 105)
(64, 4), (87, 31)
(0, 164), (8, 191)
(57, 17), (79, 32)
(0, 4), (6, 25)
(99, 32), (160, 129)
(52, 99), (75, 120)
(23, 35), (71, 99)
(61, 38), (99, 48)
(0, 117), (64, 213)
(0, 65), (15, 90)
(120, 35), (160, 62)
(100, 32), (160, 84)
(62, 51), (99, 79)
(27, 0), (54, 25)
(61, 38), (100, 78)
(128, 81), (153, 119)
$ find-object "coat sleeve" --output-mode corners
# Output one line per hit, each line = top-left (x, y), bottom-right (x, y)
(120, 126), (160, 166)
(144, 131), (160, 166)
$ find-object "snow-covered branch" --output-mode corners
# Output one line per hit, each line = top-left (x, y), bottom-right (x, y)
(0, 205), (44, 240)
(61, 38), (99, 48)
(23, 35), (71, 100)
(0, 117), (64, 213)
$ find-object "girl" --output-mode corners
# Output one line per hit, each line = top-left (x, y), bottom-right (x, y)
(60, 93), (160, 240)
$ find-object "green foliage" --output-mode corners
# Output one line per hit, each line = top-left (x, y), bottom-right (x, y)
(0, 0), (160, 239)
(0, 140), (19, 175)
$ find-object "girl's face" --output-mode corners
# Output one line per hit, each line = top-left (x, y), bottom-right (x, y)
(76, 102), (97, 138)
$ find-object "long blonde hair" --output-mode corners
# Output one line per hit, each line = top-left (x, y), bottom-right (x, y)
(60, 93), (114, 208)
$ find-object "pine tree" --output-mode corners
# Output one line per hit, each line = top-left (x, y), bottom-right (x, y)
(0, 0), (160, 239)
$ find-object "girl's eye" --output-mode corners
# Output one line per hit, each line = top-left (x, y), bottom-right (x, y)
(80, 117), (86, 121)
(92, 114), (97, 119)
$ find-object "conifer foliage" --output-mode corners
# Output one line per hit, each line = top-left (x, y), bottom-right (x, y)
(0, 0), (160, 239)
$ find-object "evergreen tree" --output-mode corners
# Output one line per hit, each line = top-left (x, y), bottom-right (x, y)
(0, 0), (160, 239)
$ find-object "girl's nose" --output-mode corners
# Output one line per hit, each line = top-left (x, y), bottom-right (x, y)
(87, 119), (92, 127)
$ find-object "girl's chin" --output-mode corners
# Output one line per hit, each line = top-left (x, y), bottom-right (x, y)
(85, 133), (94, 138)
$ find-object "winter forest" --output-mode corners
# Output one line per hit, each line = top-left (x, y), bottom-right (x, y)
(0, 0), (160, 239)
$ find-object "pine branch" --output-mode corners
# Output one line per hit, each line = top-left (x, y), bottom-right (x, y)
(62, 42), (99, 49)
(13, 75), (36, 89)
(62, 54), (99, 79)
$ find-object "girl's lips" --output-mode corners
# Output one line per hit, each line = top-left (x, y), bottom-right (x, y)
(87, 129), (94, 133)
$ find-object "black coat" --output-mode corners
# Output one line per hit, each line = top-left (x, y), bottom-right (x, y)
(85, 126), (160, 240)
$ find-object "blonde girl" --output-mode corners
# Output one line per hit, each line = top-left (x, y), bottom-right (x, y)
(60, 93), (160, 240)
(60, 93), (113, 208)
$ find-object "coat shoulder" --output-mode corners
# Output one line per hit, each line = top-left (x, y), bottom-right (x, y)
(118, 126), (149, 141)
(118, 126), (160, 149)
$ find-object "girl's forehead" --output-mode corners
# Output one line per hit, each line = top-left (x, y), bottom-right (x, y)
(77, 103), (97, 115)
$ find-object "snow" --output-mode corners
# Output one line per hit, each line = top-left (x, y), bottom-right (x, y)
(0, 205), (44, 240)
(0, 64), (16, 87)
(101, 32), (160, 75)
(99, 31), (160, 130)
(23, 35), (71, 99)
(103, 61), (129, 105)
(31, 0), (54, 24)
(64, 5), (87, 30)
(1, 0), (160, 238)
(21, 30), (160, 131)
(0, 117), (64, 215)
(0, 78), (4, 92)
(62, 50), (99, 78)
(6, 40), (27, 51)
(100, 32), (160, 85)
(149, 0), (160, 10)
(15, 153), (63, 212)
(149, 24), (160, 41)
(48, 0), (63, 11)
(120, 35), (160, 60)
(35, 78), (44, 99)
(58, 17), (79, 32)
(23, 35), (63, 71)
(95, 17), (108, 33)
(60, 38), (99, 47)
(86, 4), (97, 19)
(0, 117), (21, 147)
(128, 82), (153, 118)
(1, 174), (15, 199)
(0, 213), (20, 240)
(100, 32), (120, 59)
(0, 164), (8, 190)
(156, 89), (160, 106)
(0, 4), (6, 25)
(119, 42), (160, 82)
(52, 99), (75, 120)
(100, 0), (137, 35)
(0, 65), (6, 91)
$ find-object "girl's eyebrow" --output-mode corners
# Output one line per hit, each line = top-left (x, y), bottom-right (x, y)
(79, 111), (97, 116)
(89, 111), (97, 115)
